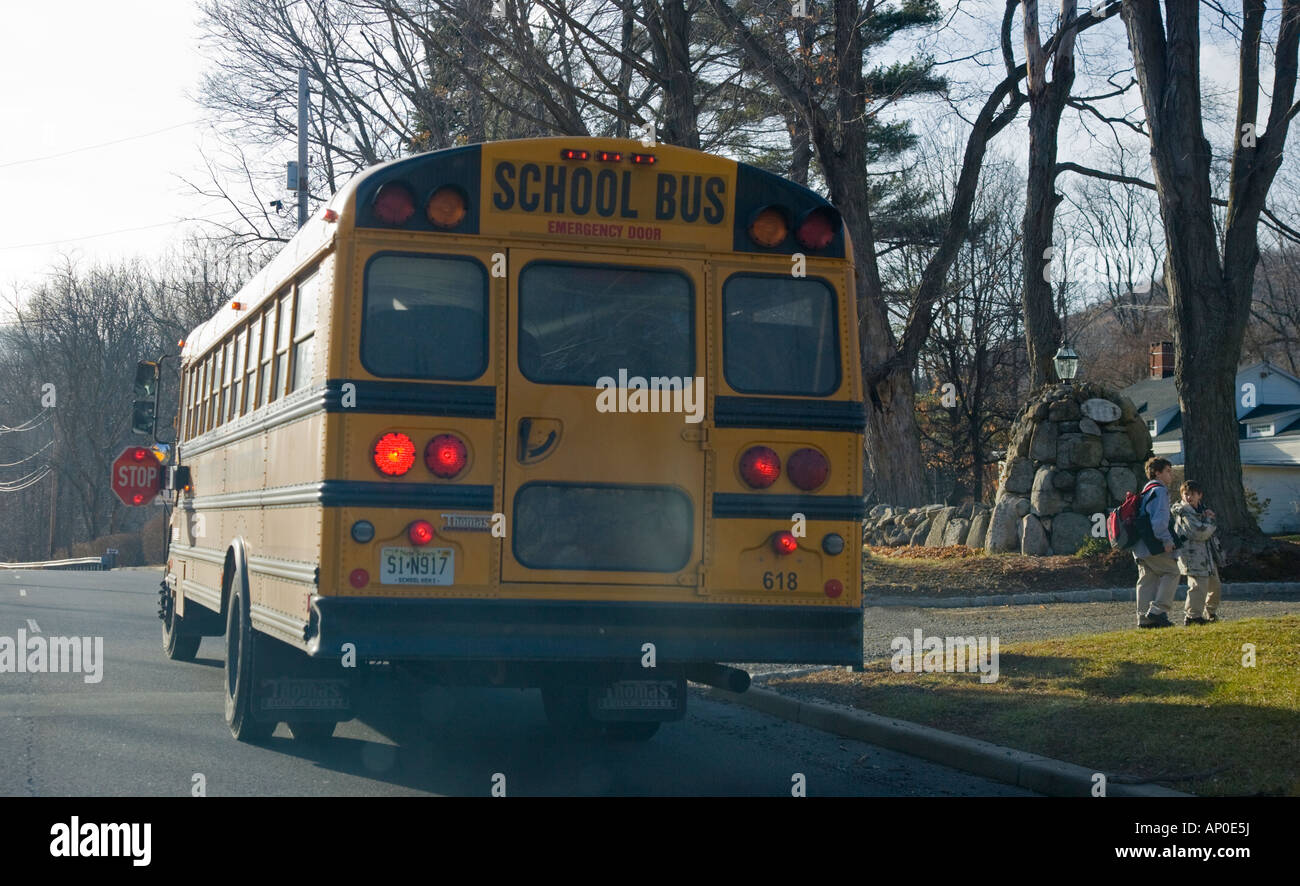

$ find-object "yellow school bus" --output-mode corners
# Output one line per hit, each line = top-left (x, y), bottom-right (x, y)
(160, 137), (864, 742)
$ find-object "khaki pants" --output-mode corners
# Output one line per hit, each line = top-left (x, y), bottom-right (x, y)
(1136, 552), (1180, 622)
(1185, 569), (1222, 619)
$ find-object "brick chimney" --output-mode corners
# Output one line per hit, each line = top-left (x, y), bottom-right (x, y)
(1150, 341), (1174, 379)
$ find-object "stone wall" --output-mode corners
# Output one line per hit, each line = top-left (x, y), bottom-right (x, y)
(984, 382), (1153, 556)
(863, 502), (994, 549)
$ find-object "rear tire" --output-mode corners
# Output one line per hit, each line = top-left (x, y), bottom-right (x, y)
(162, 588), (202, 662)
(223, 567), (275, 743)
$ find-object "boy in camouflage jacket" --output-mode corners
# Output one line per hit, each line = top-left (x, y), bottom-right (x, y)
(1171, 481), (1222, 625)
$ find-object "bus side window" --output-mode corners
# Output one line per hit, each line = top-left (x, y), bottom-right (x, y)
(291, 268), (318, 392)
(260, 304), (276, 406)
(231, 327), (245, 418)
(245, 316), (261, 413)
(276, 291), (293, 398)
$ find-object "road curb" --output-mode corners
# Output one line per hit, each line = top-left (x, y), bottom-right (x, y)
(703, 685), (1190, 797)
(864, 581), (1300, 608)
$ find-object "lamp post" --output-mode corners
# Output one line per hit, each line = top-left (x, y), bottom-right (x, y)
(1053, 344), (1079, 385)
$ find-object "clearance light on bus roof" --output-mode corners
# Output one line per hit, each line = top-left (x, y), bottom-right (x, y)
(427, 186), (467, 229)
(787, 448), (829, 491)
(373, 181), (416, 225)
(425, 434), (468, 479)
(374, 432), (416, 476)
(595, 150), (622, 162)
(630, 153), (656, 165)
(739, 446), (780, 489)
(408, 520), (435, 546)
(796, 207), (840, 250)
(772, 531), (799, 556)
(748, 206), (788, 248)
(560, 149), (590, 161)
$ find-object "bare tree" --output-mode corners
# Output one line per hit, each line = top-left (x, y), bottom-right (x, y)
(1120, 0), (1300, 545)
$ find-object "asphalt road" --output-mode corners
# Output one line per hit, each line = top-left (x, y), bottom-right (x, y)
(0, 568), (1030, 797)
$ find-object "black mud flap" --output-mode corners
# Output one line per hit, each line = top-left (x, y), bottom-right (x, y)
(587, 676), (687, 723)
(250, 635), (356, 723)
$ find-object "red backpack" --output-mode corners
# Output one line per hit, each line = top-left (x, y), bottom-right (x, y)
(1107, 481), (1160, 550)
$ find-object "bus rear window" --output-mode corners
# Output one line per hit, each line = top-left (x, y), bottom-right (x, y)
(518, 263), (693, 385)
(362, 254), (488, 380)
(722, 275), (839, 396)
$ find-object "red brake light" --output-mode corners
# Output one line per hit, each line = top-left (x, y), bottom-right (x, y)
(425, 434), (468, 478)
(373, 182), (415, 225)
(374, 432), (416, 476)
(787, 448), (829, 491)
(795, 207), (839, 250)
(772, 531), (799, 556)
(408, 520), (435, 546)
(739, 446), (781, 489)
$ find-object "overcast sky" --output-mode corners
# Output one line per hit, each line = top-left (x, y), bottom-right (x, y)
(0, 0), (223, 295)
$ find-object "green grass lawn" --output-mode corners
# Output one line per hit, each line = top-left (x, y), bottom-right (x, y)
(774, 615), (1300, 796)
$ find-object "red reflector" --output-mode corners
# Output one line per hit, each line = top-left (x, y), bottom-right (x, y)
(561, 148), (590, 160)
(739, 446), (781, 489)
(408, 520), (435, 546)
(772, 531), (799, 556)
(349, 568), (369, 588)
(323, 208), (339, 223)
(373, 182), (416, 225)
(373, 432), (416, 476)
(631, 153), (656, 164)
(595, 150), (622, 162)
(787, 448), (830, 491)
(425, 434), (468, 478)
(824, 579), (843, 598)
(795, 207), (838, 250)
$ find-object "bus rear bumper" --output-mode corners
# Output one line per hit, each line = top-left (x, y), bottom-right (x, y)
(305, 596), (863, 665)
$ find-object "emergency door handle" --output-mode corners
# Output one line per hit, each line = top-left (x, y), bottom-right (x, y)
(518, 417), (558, 462)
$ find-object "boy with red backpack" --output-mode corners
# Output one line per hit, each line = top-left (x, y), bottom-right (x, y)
(1129, 457), (1180, 628)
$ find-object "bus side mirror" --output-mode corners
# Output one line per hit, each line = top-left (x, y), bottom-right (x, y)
(132, 360), (159, 437)
(131, 400), (156, 436)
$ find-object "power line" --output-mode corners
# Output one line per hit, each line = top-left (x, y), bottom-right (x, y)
(0, 439), (52, 467)
(0, 120), (201, 170)
(0, 465), (50, 493)
(0, 217), (221, 252)
(0, 412), (52, 434)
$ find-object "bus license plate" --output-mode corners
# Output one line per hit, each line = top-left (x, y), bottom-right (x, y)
(593, 680), (681, 713)
(379, 547), (454, 585)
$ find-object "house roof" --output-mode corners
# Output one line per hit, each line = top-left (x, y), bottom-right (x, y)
(1124, 375), (1180, 418)
(1154, 411), (1182, 442)
(1240, 404), (1300, 422)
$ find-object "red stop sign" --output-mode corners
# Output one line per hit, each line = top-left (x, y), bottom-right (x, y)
(111, 446), (161, 507)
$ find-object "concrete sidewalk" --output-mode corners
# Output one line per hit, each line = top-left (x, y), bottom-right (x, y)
(705, 684), (1189, 797)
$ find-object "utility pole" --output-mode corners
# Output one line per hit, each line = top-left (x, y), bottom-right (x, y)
(297, 67), (309, 229)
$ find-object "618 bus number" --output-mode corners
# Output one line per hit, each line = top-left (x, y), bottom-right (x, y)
(762, 571), (797, 591)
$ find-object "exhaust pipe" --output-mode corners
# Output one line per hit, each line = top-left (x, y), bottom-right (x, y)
(686, 662), (751, 694)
